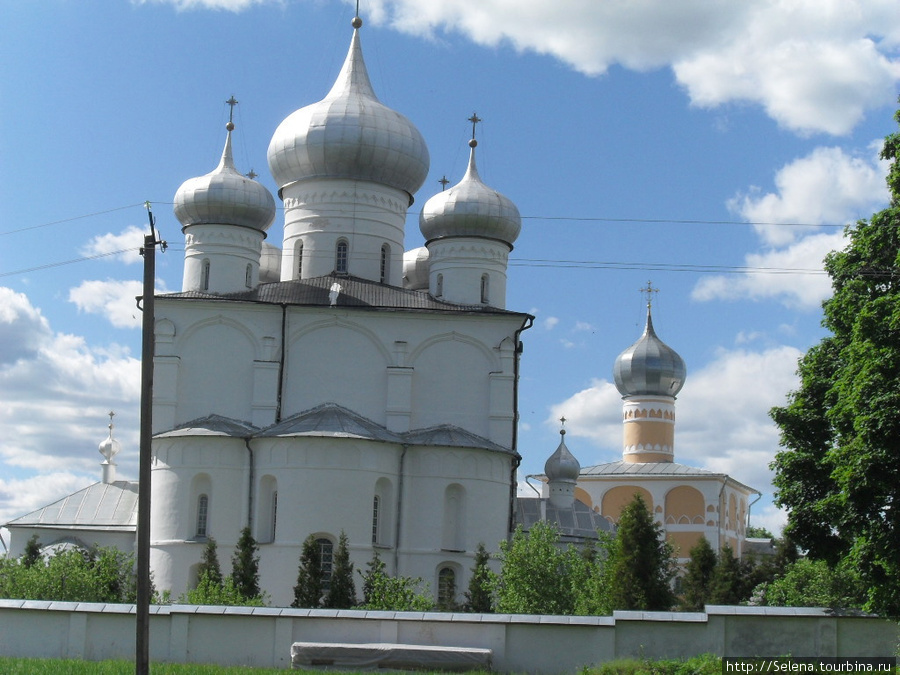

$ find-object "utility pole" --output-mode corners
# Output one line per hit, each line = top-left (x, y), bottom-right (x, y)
(137, 203), (165, 675)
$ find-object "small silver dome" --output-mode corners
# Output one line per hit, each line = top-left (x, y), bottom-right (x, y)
(267, 20), (429, 203)
(544, 429), (580, 483)
(174, 126), (276, 232)
(419, 140), (521, 245)
(614, 307), (686, 398)
(402, 246), (429, 290)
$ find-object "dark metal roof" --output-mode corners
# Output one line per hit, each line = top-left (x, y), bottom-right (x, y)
(516, 497), (613, 539)
(159, 274), (529, 316)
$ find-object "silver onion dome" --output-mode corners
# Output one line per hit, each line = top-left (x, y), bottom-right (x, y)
(544, 429), (580, 483)
(419, 139), (521, 245)
(174, 123), (276, 232)
(613, 307), (686, 398)
(267, 17), (429, 204)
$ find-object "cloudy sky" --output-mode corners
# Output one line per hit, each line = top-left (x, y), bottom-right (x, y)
(2, 0), (899, 548)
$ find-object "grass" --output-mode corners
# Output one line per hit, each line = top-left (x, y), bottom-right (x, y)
(0, 659), (292, 674)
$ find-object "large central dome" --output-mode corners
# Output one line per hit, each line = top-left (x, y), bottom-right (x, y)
(267, 18), (430, 204)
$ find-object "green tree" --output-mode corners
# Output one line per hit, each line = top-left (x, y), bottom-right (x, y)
(293, 534), (323, 608)
(494, 522), (581, 615)
(22, 535), (41, 569)
(603, 494), (676, 611)
(323, 531), (355, 609)
(680, 536), (717, 611)
(745, 526), (774, 539)
(463, 542), (494, 613)
(753, 558), (866, 610)
(230, 527), (261, 602)
(196, 537), (222, 587)
(770, 101), (900, 617)
(708, 544), (743, 605)
(179, 572), (265, 607)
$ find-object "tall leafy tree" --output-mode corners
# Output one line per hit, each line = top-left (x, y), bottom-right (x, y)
(463, 542), (494, 613)
(770, 101), (900, 617)
(197, 537), (223, 587)
(708, 544), (743, 605)
(22, 535), (41, 569)
(603, 494), (676, 611)
(231, 527), (261, 601)
(293, 534), (324, 608)
(324, 531), (355, 609)
(495, 522), (580, 615)
(360, 549), (385, 606)
(680, 536), (717, 611)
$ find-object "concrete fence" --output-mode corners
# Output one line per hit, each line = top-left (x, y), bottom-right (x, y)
(0, 600), (895, 673)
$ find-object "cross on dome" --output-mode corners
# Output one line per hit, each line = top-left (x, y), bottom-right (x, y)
(641, 280), (659, 309)
(226, 95), (238, 131)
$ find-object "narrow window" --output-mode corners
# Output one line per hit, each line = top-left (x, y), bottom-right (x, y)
(436, 273), (443, 297)
(196, 494), (209, 538)
(270, 490), (278, 542)
(317, 537), (334, 590)
(245, 263), (252, 288)
(296, 242), (304, 279)
(437, 567), (456, 609)
(372, 495), (380, 544)
(201, 260), (211, 291)
(480, 274), (489, 304)
(380, 244), (389, 284)
(335, 240), (348, 274)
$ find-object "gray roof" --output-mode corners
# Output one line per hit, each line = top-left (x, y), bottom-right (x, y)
(156, 403), (517, 457)
(581, 461), (717, 477)
(158, 274), (530, 317)
(5, 481), (138, 531)
(155, 414), (259, 438)
(260, 403), (402, 443)
(516, 497), (613, 539)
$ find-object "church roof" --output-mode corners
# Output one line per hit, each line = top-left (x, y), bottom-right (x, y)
(516, 497), (613, 539)
(155, 414), (259, 438)
(581, 461), (717, 477)
(159, 274), (528, 316)
(260, 403), (402, 443)
(579, 461), (760, 494)
(4, 481), (138, 531)
(155, 404), (518, 457)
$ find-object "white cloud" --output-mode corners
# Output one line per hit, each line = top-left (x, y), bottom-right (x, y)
(134, 0), (900, 135)
(574, 321), (594, 332)
(0, 473), (96, 535)
(69, 280), (146, 330)
(543, 316), (559, 330)
(0, 288), (141, 476)
(695, 144), (889, 310)
(79, 226), (148, 265)
(729, 146), (889, 247)
(692, 230), (846, 310)
(548, 345), (803, 502)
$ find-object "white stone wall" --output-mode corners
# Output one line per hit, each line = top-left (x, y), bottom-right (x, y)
(0, 601), (894, 672)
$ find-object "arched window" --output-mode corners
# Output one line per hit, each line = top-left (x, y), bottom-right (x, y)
(245, 263), (252, 288)
(335, 240), (349, 274)
(257, 476), (278, 543)
(437, 566), (457, 610)
(442, 484), (466, 551)
(480, 274), (489, 304)
(296, 241), (304, 279)
(271, 491), (278, 541)
(317, 537), (334, 590)
(372, 495), (380, 544)
(380, 244), (390, 284)
(436, 273), (443, 297)
(201, 259), (211, 291)
(196, 494), (209, 538)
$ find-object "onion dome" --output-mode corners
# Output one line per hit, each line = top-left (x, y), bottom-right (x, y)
(259, 241), (282, 283)
(544, 428), (580, 483)
(267, 16), (429, 204)
(419, 139), (521, 245)
(98, 412), (121, 463)
(402, 246), (430, 290)
(614, 306), (686, 397)
(174, 122), (276, 232)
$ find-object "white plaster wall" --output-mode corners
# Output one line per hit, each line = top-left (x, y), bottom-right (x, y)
(0, 602), (894, 672)
(4, 526), (136, 559)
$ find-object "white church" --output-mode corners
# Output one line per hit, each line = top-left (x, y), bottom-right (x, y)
(4, 13), (758, 607)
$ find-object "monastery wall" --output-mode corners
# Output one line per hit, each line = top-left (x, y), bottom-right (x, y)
(0, 601), (894, 673)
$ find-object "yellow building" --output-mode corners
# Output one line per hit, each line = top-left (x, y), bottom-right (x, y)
(570, 302), (759, 562)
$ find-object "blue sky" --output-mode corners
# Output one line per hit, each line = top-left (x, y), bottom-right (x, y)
(2, 0), (899, 548)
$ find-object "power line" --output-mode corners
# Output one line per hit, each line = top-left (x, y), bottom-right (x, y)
(0, 203), (149, 237)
